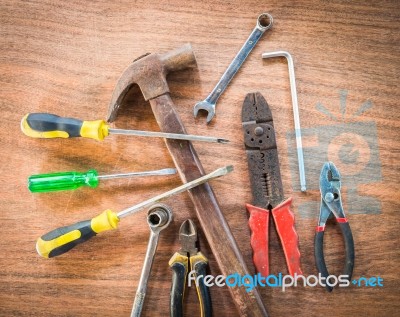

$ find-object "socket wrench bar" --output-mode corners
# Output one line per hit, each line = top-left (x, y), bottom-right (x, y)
(131, 204), (173, 317)
(262, 51), (306, 191)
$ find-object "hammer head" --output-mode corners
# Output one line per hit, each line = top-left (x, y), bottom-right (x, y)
(107, 43), (197, 122)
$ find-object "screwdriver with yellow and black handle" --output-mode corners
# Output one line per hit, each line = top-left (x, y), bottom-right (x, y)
(36, 165), (233, 258)
(28, 168), (177, 193)
(21, 113), (229, 143)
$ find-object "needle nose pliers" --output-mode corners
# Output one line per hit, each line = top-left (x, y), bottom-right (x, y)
(169, 219), (212, 317)
(315, 161), (355, 292)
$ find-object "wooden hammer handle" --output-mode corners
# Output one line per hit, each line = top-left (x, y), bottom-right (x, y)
(149, 94), (268, 317)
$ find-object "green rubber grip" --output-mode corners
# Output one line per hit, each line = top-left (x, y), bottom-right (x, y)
(28, 170), (99, 192)
(36, 210), (119, 258)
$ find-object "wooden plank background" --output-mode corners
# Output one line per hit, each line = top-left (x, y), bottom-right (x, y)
(0, 0), (399, 316)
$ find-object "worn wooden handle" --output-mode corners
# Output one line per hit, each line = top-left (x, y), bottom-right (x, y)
(149, 93), (268, 317)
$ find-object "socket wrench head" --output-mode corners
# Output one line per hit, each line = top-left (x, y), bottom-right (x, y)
(147, 203), (173, 233)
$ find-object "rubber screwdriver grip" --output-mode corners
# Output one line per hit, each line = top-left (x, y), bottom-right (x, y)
(36, 210), (119, 258)
(169, 253), (188, 317)
(28, 170), (99, 193)
(21, 113), (109, 140)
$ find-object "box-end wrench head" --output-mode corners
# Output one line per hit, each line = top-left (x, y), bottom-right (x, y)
(194, 13), (273, 124)
(131, 204), (173, 317)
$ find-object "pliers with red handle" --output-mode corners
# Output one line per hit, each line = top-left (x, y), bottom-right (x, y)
(315, 161), (355, 292)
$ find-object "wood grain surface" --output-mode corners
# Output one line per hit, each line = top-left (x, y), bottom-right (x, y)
(0, 1), (399, 316)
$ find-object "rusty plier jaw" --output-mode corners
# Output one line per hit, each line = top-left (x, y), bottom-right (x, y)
(179, 218), (198, 257)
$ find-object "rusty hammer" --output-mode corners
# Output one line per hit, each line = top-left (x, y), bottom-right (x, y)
(107, 44), (268, 317)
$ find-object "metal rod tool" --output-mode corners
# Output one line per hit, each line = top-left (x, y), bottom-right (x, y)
(262, 51), (306, 191)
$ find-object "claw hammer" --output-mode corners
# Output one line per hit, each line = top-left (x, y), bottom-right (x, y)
(107, 44), (268, 317)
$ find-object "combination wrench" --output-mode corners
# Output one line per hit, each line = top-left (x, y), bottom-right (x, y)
(194, 13), (273, 123)
(130, 204), (173, 317)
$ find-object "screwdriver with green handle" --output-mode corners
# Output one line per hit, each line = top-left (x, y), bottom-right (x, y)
(36, 165), (233, 258)
(28, 168), (177, 193)
(21, 113), (229, 143)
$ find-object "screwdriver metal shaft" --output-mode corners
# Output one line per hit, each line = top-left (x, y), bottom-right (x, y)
(97, 168), (176, 180)
(108, 128), (229, 144)
(117, 165), (233, 218)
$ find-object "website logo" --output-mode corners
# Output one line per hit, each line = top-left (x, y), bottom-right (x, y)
(287, 89), (382, 217)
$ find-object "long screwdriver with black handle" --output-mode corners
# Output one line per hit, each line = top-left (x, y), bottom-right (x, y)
(21, 113), (229, 143)
(36, 165), (233, 258)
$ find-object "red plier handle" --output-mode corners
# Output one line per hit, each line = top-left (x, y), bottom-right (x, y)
(247, 197), (302, 277)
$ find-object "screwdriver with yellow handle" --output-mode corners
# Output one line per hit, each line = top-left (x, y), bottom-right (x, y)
(28, 168), (177, 193)
(21, 113), (229, 143)
(36, 165), (233, 258)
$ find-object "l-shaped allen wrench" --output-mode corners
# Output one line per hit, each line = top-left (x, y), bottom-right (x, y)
(262, 51), (306, 192)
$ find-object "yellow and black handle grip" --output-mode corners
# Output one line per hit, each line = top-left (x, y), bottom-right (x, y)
(21, 113), (110, 141)
(36, 210), (119, 258)
(169, 252), (188, 317)
(190, 253), (212, 317)
(169, 252), (212, 317)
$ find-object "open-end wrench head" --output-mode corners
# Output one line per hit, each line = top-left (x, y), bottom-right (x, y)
(193, 100), (215, 124)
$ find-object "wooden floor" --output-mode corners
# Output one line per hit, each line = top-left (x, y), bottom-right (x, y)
(0, 0), (399, 316)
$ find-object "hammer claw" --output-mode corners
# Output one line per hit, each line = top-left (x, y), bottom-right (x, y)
(107, 44), (196, 123)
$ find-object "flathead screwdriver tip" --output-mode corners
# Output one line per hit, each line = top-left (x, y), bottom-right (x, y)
(217, 138), (230, 144)
(225, 165), (234, 174)
(162, 168), (177, 175)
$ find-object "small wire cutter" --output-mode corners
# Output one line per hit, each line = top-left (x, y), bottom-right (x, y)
(169, 219), (212, 317)
(315, 161), (355, 292)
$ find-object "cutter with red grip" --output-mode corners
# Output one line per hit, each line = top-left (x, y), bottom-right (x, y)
(242, 92), (302, 277)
